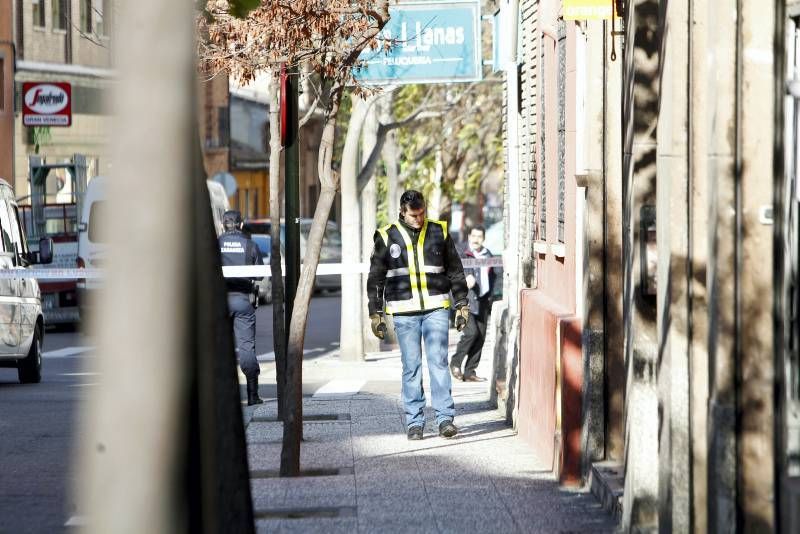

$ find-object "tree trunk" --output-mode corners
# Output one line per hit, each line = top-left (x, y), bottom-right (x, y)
(428, 147), (444, 220)
(339, 95), (369, 360)
(281, 87), (343, 476)
(360, 98), (380, 354)
(382, 91), (402, 219)
(268, 75), (287, 421)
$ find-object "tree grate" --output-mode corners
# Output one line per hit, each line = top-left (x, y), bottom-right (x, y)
(251, 413), (351, 423)
(254, 506), (357, 520)
(251, 466), (354, 478)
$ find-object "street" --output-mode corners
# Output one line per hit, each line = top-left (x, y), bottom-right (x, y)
(0, 293), (342, 533)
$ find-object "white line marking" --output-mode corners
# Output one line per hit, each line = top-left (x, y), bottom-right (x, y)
(61, 372), (99, 377)
(257, 347), (328, 362)
(257, 351), (275, 361)
(64, 515), (88, 527)
(2, 258), (502, 280)
(43, 347), (93, 358)
(312, 379), (366, 399)
(68, 383), (98, 388)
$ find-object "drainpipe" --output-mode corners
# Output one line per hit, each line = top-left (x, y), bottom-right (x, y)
(502, 0), (521, 419)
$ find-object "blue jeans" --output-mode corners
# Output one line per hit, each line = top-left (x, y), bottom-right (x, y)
(393, 308), (455, 429)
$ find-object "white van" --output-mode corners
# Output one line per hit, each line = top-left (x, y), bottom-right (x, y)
(76, 176), (107, 319)
(77, 175), (108, 274)
(77, 179), (230, 315)
(0, 178), (53, 383)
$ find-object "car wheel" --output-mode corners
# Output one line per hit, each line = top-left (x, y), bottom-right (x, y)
(18, 325), (42, 384)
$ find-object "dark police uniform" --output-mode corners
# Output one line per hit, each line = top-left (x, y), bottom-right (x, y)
(219, 227), (263, 379)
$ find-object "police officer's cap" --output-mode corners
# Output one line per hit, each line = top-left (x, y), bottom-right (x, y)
(223, 210), (243, 225)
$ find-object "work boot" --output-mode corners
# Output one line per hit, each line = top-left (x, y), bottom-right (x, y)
(438, 420), (458, 439)
(407, 426), (424, 441)
(246, 377), (263, 406)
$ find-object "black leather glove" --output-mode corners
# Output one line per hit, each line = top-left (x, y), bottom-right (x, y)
(370, 313), (387, 339)
(455, 306), (470, 332)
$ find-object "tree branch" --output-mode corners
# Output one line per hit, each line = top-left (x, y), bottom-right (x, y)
(298, 92), (322, 128)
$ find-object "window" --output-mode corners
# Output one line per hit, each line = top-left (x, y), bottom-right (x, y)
(52, 0), (67, 31)
(0, 200), (15, 253)
(9, 206), (28, 256)
(218, 106), (229, 146)
(538, 45), (547, 242)
(97, 0), (111, 36)
(80, 0), (92, 33)
(88, 201), (106, 243)
(32, 0), (45, 28)
(557, 20), (566, 244)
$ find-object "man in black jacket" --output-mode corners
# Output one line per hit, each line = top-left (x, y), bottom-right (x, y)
(219, 210), (264, 406)
(449, 225), (497, 382)
(367, 190), (470, 440)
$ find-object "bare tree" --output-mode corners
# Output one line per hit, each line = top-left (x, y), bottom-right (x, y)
(198, 0), (391, 476)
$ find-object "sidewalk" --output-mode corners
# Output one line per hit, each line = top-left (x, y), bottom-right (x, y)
(244, 335), (618, 533)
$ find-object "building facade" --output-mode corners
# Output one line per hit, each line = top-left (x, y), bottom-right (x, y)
(495, 0), (799, 530)
(11, 0), (114, 195)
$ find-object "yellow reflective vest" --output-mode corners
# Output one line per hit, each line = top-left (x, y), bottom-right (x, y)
(367, 219), (468, 315)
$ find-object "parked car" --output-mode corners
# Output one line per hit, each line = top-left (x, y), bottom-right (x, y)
(242, 218), (342, 293)
(0, 178), (53, 383)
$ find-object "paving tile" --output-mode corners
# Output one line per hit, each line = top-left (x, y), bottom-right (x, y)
(252, 475), (356, 512)
(246, 420), (351, 443)
(356, 515), (438, 534)
(256, 517), (358, 534)
(430, 506), (519, 533)
(247, 440), (353, 472)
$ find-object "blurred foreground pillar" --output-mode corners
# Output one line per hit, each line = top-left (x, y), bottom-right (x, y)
(75, 1), (254, 532)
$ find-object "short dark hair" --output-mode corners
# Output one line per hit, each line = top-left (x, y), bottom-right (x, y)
(399, 190), (425, 212)
(469, 225), (485, 236)
(222, 210), (243, 231)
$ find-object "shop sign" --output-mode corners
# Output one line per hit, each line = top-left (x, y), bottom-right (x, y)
(22, 82), (72, 127)
(355, 1), (481, 85)
(563, 0), (614, 20)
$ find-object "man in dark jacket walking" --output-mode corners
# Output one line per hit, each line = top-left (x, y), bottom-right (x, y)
(219, 210), (264, 406)
(450, 225), (497, 382)
(367, 190), (470, 440)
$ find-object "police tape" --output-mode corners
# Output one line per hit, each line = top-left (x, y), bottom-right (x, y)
(0, 257), (503, 280)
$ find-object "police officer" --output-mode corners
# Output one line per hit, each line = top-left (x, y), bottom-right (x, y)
(367, 190), (470, 440)
(219, 210), (264, 406)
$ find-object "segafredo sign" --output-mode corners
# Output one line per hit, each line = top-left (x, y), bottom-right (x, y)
(22, 82), (72, 126)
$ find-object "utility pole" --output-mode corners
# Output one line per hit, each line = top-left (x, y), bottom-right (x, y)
(281, 63), (302, 476)
(284, 65), (300, 351)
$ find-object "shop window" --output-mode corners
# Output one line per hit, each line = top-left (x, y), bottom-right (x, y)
(32, 0), (45, 28)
